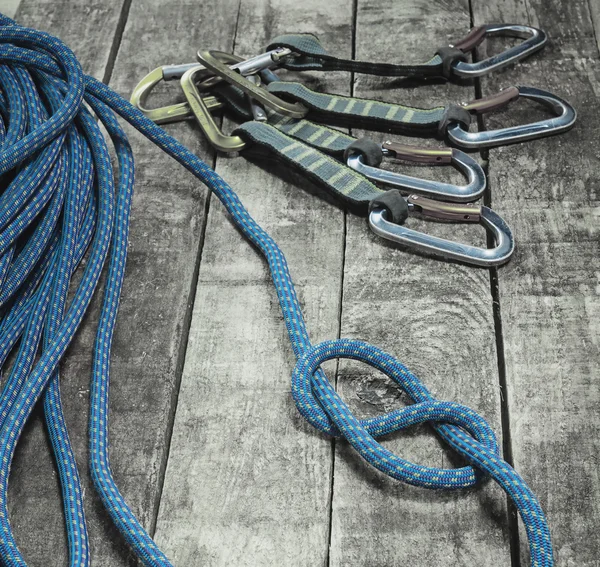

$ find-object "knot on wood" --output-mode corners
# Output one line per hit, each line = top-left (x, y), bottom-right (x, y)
(292, 338), (500, 489)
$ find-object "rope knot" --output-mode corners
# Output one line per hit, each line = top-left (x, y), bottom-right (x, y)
(292, 338), (499, 489)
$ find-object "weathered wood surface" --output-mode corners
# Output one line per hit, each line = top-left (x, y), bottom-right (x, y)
(14, 0), (126, 80)
(1, 0), (20, 18)
(4, 0), (600, 565)
(473, 0), (600, 565)
(152, 0), (349, 564)
(329, 1), (510, 565)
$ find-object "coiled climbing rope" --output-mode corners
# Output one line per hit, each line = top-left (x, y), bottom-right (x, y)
(0, 14), (553, 567)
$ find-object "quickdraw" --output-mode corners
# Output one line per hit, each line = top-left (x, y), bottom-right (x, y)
(129, 27), (579, 268)
(233, 119), (513, 267)
(0, 14), (560, 567)
(266, 24), (547, 80)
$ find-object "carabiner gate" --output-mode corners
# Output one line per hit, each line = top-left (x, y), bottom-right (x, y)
(196, 49), (308, 119)
(130, 50), (290, 124)
(346, 139), (486, 202)
(369, 194), (514, 267)
(130, 65), (223, 124)
(447, 86), (577, 149)
(449, 23), (547, 79)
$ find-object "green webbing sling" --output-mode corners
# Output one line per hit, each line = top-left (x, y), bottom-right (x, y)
(266, 113), (358, 157)
(234, 121), (384, 211)
(266, 81), (457, 135)
(214, 81), (471, 139)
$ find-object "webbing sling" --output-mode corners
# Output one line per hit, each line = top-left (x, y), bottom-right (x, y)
(266, 81), (471, 136)
(214, 84), (387, 209)
(266, 112), (356, 156)
(267, 32), (463, 79)
(266, 27), (547, 81)
(0, 14), (553, 567)
(211, 71), (472, 138)
(236, 121), (384, 210)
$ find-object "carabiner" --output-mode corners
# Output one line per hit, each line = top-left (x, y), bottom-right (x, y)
(449, 24), (547, 79)
(369, 194), (514, 267)
(181, 66), (247, 153)
(345, 139), (486, 202)
(130, 50), (286, 124)
(196, 49), (308, 119)
(130, 65), (223, 124)
(447, 86), (577, 149)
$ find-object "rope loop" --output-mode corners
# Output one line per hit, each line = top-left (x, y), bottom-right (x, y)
(293, 338), (499, 488)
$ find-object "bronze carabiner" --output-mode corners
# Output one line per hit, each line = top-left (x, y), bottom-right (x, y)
(196, 50), (308, 119)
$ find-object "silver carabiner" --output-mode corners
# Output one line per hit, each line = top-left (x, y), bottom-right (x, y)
(369, 195), (514, 267)
(450, 24), (547, 79)
(447, 86), (577, 149)
(346, 140), (486, 203)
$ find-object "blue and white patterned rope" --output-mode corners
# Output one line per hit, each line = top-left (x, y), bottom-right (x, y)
(0, 14), (553, 567)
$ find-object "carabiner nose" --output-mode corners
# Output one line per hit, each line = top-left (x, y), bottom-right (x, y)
(345, 138), (486, 202)
(447, 86), (577, 149)
(368, 193), (514, 267)
(450, 24), (547, 79)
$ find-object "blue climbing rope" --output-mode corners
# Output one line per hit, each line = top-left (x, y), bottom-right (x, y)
(0, 14), (553, 567)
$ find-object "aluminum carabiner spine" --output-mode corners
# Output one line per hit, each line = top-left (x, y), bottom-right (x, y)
(346, 141), (487, 203)
(369, 195), (515, 267)
(181, 65), (247, 153)
(130, 65), (224, 124)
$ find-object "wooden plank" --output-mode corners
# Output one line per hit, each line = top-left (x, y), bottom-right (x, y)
(329, 1), (513, 565)
(8, 0), (224, 564)
(152, 0), (352, 564)
(472, 1), (600, 564)
(1, 0), (21, 19)
(15, 0), (126, 80)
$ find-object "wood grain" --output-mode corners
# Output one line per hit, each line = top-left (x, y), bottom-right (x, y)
(329, 1), (512, 565)
(1, 0), (21, 18)
(152, 0), (350, 565)
(15, 0), (127, 80)
(472, 1), (600, 565)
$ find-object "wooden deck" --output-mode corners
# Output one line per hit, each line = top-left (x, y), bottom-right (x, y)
(4, 0), (599, 565)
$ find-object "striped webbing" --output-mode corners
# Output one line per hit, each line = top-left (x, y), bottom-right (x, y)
(235, 121), (383, 209)
(214, 80), (454, 138)
(266, 81), (451, 134)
